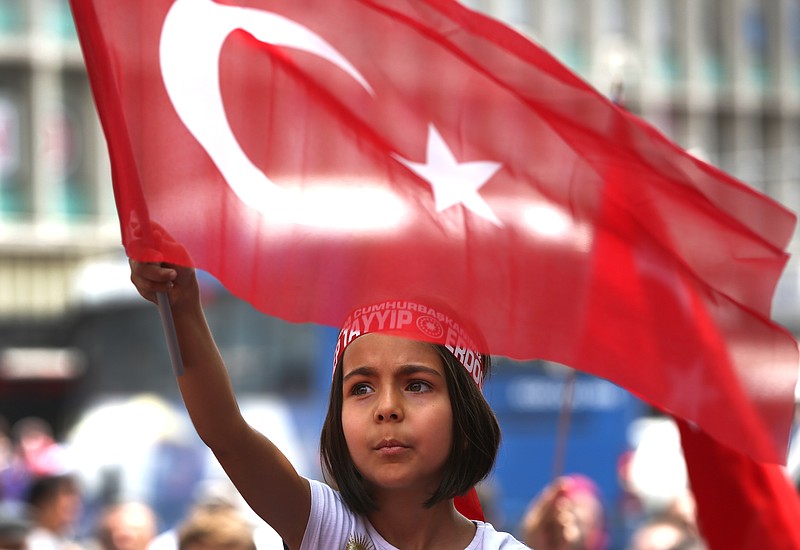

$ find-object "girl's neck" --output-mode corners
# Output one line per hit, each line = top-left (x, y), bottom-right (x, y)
(366, 496), (476, 550)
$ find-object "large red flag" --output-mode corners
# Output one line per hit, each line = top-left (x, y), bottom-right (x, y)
(68, 0), (797, 464)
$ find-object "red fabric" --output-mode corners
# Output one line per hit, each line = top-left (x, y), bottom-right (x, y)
(454, 488), (484, 522)
(677, 418), (800, 550)
(69, 0), (797, 464)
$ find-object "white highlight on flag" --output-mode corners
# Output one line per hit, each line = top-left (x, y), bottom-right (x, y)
(523, 204), (571, 237)
(392, 125), (503, 227)
(160, 0), (396, 230)
(520, 202), (593, 252)
(272, 182), (407, 230)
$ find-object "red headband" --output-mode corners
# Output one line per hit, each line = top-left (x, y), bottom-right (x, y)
(333, 300), (486, 389)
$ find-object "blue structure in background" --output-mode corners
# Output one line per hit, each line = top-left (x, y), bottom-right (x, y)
(482, 361), (646, 548)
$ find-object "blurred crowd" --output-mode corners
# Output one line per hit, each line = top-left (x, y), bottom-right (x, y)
(2, 409), (798, 550)
(517, 474), (705, 550)
(0, 413), (289, 550)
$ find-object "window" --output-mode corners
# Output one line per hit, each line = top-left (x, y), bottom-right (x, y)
(741, 0), (770, 87)
(46, 0), (78, 42)
(789, 0), (800, 86)
(650, 0), (683, 83)
(0, 0), (24, 36)
(551, 0), (587, 73)
(492, 0), (538, 38)
(598, 0), (628, 36)
(700, 0), (727, 85)
(0, 71), (30, 219)
(55, 71), (94, 219)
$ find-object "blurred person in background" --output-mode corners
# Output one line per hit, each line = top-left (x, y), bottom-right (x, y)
(148, 480), (283, 550)
(1, 419), (32, 504)
(658, 491), (697, 537)
(623, 481), (705, 550)
(0, 417), (15, 503)
(519, 474), (607, 550)
(92, 502), (158, 550)
(176, 507), (255, 550)
(625, 513), (706, 550)
(2, 418), (71, 507)
(24, 474), (83, 550)
(0, 501), (32, 550)
(14, 419), (68, 479)
(149, 480), (241, 550)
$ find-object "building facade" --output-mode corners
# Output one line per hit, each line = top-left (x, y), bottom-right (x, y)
(0, 0), (118, 323)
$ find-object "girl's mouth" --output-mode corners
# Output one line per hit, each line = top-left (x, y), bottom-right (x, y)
(375, 439), (408, 454)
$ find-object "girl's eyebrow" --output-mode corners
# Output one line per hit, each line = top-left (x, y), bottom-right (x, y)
(343, 365), (377, 383)
(343, 364), (443, 383)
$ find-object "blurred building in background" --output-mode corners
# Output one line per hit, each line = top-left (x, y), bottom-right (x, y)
(0, 0), (118, 315)
(0, 0), (118, 436)
(0, 0), (798, 544)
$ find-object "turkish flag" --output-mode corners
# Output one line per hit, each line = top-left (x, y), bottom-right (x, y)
(69, 0), (797, 465)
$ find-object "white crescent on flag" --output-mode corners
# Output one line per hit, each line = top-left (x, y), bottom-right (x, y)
(159, 0), (411, 229)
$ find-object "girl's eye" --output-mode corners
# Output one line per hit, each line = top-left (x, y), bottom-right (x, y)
(350, 383), (373, 396)
(407, 380), (432, 393)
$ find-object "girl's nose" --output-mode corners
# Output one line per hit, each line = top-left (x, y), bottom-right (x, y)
(374, 390), (404, 422)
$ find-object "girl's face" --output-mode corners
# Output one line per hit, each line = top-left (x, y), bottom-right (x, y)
(340, 333), (454, 500)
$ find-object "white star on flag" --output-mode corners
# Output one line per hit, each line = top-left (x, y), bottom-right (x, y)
(393, 124), (503, 226)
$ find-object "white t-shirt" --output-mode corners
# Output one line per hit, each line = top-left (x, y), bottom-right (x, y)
(25, 527), (78, 550)
(300, 479), (529, 549)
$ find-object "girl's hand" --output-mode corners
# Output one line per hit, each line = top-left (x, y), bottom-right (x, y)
(129, 258), (198, 308)
(127, 221), (199, 308)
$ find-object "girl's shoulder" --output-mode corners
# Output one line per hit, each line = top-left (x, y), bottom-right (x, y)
(302, 479), (385, 549)
(468, 521), (530, 549)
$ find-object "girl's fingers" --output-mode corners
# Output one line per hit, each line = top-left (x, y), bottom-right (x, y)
(130, 259), (178, 282)
(129, 259), (179, 303)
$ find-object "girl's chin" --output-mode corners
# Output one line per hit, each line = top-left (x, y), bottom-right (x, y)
(363, 476), (443, 499)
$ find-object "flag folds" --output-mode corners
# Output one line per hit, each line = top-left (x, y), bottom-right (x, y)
(69, 0), (797, 464)
(677, 419), (800, 550)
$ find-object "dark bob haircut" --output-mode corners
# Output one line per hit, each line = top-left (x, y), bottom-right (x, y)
(319, 344), (501, 515)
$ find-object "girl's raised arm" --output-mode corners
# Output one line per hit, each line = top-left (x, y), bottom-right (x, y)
(129, 259), (311, 549)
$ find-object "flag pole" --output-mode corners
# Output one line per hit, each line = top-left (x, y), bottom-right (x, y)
(550, 79), (625, 480)
(157, 292), (184, 376)
(551, 369), (576, 479)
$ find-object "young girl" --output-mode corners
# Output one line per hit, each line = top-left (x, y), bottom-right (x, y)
(130, 258), (529, 549)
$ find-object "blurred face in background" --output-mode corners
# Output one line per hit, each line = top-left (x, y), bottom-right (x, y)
(628, 522), (684, 550)
(178, 508), (256, 550)
(55, 482), (81, 533)
(98, 503), (157, 550)
(31, 476), (83, 535)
